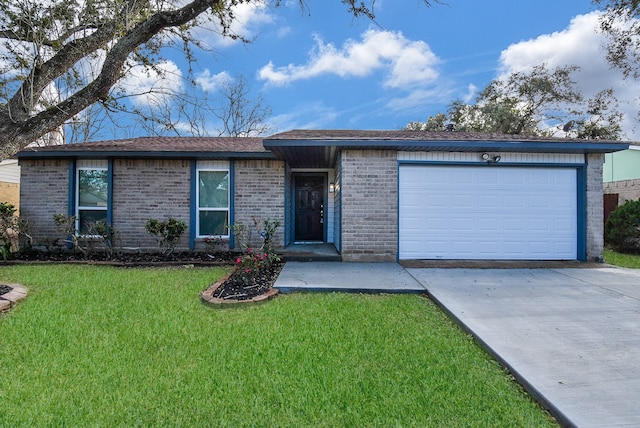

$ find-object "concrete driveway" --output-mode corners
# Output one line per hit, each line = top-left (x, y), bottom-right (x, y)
(407, 267), (640, 428)
(276, 262), (640, 427)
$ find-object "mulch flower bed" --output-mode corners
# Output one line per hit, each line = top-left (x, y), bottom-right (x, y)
(210, 262), (283, 301)
(8, 250), (240, 266)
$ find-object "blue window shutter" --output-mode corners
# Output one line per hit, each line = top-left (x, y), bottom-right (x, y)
(107, 159), (113, 225)
(67, 160), (76, 217)
(229, 161), (235, 250)
(189, 160), (197, 251)
(284, 164), (291, 246)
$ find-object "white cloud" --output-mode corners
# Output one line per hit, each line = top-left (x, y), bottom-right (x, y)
(193, 1), (274, 48)
(267, 101), (339, 132)
(118, 60), (184, 107)
(195, 70), (232, 92)
(498, 11), (640, 139)
(258, 29), (441, 90)
(385, 86), (454, 112)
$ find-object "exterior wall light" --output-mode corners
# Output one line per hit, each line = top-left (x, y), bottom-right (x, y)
(481, 153), (501, 163)
(329, 182), (335, 193)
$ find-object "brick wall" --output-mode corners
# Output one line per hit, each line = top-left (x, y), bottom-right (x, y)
(112, 159), (191, 251)
(234, 160), (285, 249)
(586, 154), (604, 262)
(340, 150), (397, 262)
(604, 179), (640, 205)
(19, 159), (70, 245)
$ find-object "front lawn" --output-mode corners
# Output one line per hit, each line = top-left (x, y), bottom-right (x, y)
(604, 249), (640, 268)
(0, 265), (556, 427)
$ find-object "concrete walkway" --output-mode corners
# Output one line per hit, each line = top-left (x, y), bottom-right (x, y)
(274, 261), (426, 293)
(275, 262), (640, 428)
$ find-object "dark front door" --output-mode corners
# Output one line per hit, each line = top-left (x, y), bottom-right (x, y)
(294, 175), (325, 241)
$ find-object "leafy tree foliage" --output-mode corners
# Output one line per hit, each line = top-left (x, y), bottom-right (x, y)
(595, 0), (640, 79)
(0, 0), (436, 158)
(407, 64), (622, 139)
(605, 199), (640, 254)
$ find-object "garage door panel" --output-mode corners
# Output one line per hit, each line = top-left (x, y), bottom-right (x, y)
(399, 165), (578, 260)
(477, 218), (499, 231)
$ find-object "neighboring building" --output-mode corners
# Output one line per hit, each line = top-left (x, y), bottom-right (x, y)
(0, 129), (65, 211)
(17, 130), (627, 262)
(604, 146), (640, 220)
(0, 159), (21, 209)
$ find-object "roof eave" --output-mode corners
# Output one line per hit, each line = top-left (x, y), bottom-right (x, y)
(263, 138), (629, 153)
(263, 139), (629, 168)
(16, 150), (276, 160)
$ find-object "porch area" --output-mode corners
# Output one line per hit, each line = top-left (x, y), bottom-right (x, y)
(278, 243), (341, 262)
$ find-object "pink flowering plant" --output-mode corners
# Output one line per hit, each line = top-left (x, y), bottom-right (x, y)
(232, 218), (281, 286)
(203, 235), (224, 254)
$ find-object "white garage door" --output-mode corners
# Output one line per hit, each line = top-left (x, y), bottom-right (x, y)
(399, 165), (578, 260)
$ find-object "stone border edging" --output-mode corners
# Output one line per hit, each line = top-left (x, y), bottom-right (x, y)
(200, 270), (279, 308)
(0, 284), (28, 313)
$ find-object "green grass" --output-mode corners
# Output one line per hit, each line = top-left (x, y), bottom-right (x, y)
(0, 265), (556, 427)
(604, 249), (640, 268)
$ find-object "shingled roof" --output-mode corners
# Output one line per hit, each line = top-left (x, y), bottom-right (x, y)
(17, 130), (630, 167)
(17, 136), (272, 159)
(263, 129), (630, 167)
(267, 129), (628, 143)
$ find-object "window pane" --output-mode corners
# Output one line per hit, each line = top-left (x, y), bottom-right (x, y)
(79, 170), (108, 207)
(78, 210), (107, 234)
(199, 211), (228, 236)
(199, 171), (229, 208)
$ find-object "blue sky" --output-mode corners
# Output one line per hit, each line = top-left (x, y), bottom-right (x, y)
(118, 0), (640, 139)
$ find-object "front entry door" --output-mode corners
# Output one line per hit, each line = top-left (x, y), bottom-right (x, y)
(294, 175), (325, 241)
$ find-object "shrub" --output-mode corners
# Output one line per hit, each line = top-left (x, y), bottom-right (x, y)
(605, 199), (640, 253)
(145, 218), (186, 255)
(53, 213), (88, 257)
(53, 214), (118, 258)
(86, 220), (119, 259)
(203, 235), (225, 255)
(232, 217), (281, 253)
(0, 202), (29, 259)
(232, 217), (281, 285)
(260, 218), (280, 254)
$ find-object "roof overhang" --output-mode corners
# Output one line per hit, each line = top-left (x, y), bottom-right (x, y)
(17, 150), (276, 160)
(263, 138), (630, 168)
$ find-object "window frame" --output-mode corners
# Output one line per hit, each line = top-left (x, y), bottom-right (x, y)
(75, 162), (109, 235)
(196, 167), (230, 238)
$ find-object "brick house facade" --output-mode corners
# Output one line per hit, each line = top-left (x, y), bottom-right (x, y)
(18, 131), (627, 262)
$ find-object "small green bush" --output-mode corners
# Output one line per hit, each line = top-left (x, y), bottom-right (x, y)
(605, 199), (640, 253)
(145, 217), (186, 255)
